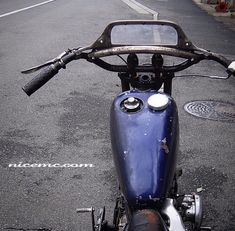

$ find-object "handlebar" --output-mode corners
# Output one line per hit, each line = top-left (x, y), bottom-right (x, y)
(22, 46), (234, 96)
(88, 46), (233, 71)
(88, 46), (200, 60)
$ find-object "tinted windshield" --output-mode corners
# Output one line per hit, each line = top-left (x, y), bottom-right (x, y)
(111, 24), (178, 46)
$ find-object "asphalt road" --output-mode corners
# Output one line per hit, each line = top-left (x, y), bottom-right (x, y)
(0, 0), (234, 230)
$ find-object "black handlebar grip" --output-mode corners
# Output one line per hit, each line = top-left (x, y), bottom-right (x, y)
(22, 64), (59, 96)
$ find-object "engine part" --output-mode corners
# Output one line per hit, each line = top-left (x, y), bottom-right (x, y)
(181, 194), (203, 230)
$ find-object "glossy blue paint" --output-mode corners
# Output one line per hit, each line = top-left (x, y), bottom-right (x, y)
(110, 90), (179, 209)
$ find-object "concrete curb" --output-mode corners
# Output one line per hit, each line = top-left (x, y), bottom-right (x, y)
(192, 0), (233, 16)
(192, 0), (235, 31)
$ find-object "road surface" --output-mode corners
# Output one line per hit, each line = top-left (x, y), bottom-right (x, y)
(0, 0), (234, 230)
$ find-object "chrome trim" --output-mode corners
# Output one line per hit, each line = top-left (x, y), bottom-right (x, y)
(161, 198), (185, 231)
(195, 194), (203, 229)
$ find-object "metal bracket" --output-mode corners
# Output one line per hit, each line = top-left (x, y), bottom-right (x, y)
(76, 207), (95, 231)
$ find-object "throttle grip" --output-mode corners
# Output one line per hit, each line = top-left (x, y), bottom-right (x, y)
(22, 64), (59, 96)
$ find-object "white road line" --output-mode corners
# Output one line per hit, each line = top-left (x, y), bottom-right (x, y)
(121, 0), (161, 52)
(0, 0), (56, 18)
(121, 0), (159, 19)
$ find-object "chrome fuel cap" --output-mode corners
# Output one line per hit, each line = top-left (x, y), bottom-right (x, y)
(148, 94), (169, 111)
(123, 97), (140, 111)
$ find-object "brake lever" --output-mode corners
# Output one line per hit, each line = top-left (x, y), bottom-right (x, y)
(21, 61), (56, 74)
(21, 51), (69, 74)
(21, 46), (91, 74)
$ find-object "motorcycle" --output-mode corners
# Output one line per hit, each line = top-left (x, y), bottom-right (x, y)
(22, 20), (235, 231)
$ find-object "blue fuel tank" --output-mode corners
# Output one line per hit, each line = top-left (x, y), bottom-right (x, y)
(110, 90), (179, 209)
